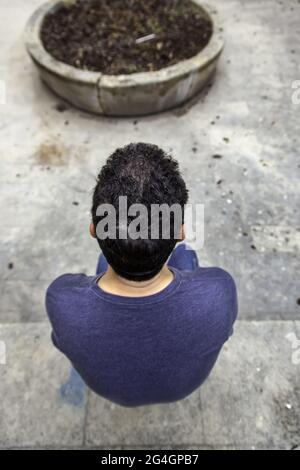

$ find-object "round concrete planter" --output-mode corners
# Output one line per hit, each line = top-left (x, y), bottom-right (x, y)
(25, 0), (224, 116)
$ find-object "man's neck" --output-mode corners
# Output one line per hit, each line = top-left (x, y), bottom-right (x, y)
(98, 265), (174, 297)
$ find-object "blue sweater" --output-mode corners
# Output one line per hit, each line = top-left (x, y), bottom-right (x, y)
(46, 266), (237, 407)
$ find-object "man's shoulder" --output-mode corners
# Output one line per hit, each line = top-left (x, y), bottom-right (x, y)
(178, 267), (238, 344)
(46, 273), (95, 303)
(180, 267), (238, 317)
(46, 273), (97, 323)
(184, 266), (236, 292)
(48, 273), (93, 289)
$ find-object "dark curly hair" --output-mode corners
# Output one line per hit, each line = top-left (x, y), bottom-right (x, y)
(92, 143), (188, 281)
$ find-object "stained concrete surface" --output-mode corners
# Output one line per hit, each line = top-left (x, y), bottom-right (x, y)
(0, 0), (299, 449)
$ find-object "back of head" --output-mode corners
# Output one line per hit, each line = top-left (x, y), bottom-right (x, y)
(92, 143), (188, 281)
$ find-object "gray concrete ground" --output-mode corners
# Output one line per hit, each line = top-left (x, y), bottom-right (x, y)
(0, 0), (299, 450)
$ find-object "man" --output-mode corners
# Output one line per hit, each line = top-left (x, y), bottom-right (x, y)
(46, 143), (237, 407)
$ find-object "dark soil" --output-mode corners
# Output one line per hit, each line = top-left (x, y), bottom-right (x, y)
(41, 0), (213, 75)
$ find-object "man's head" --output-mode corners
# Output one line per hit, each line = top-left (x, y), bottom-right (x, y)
(91, 143), (188, 281)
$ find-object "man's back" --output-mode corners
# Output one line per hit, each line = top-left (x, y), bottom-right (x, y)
(46, 266), (237, 407)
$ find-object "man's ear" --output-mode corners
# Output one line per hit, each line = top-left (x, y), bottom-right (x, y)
(179, 224), (186, 241)
(90, 221), (96, 239)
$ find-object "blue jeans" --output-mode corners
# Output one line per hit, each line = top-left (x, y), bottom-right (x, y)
(96, 243), (199, 275)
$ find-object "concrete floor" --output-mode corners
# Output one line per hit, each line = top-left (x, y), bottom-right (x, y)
(0, 0), (299, 449)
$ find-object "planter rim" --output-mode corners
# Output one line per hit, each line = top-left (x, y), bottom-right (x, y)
(25, 0), (225, 88)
